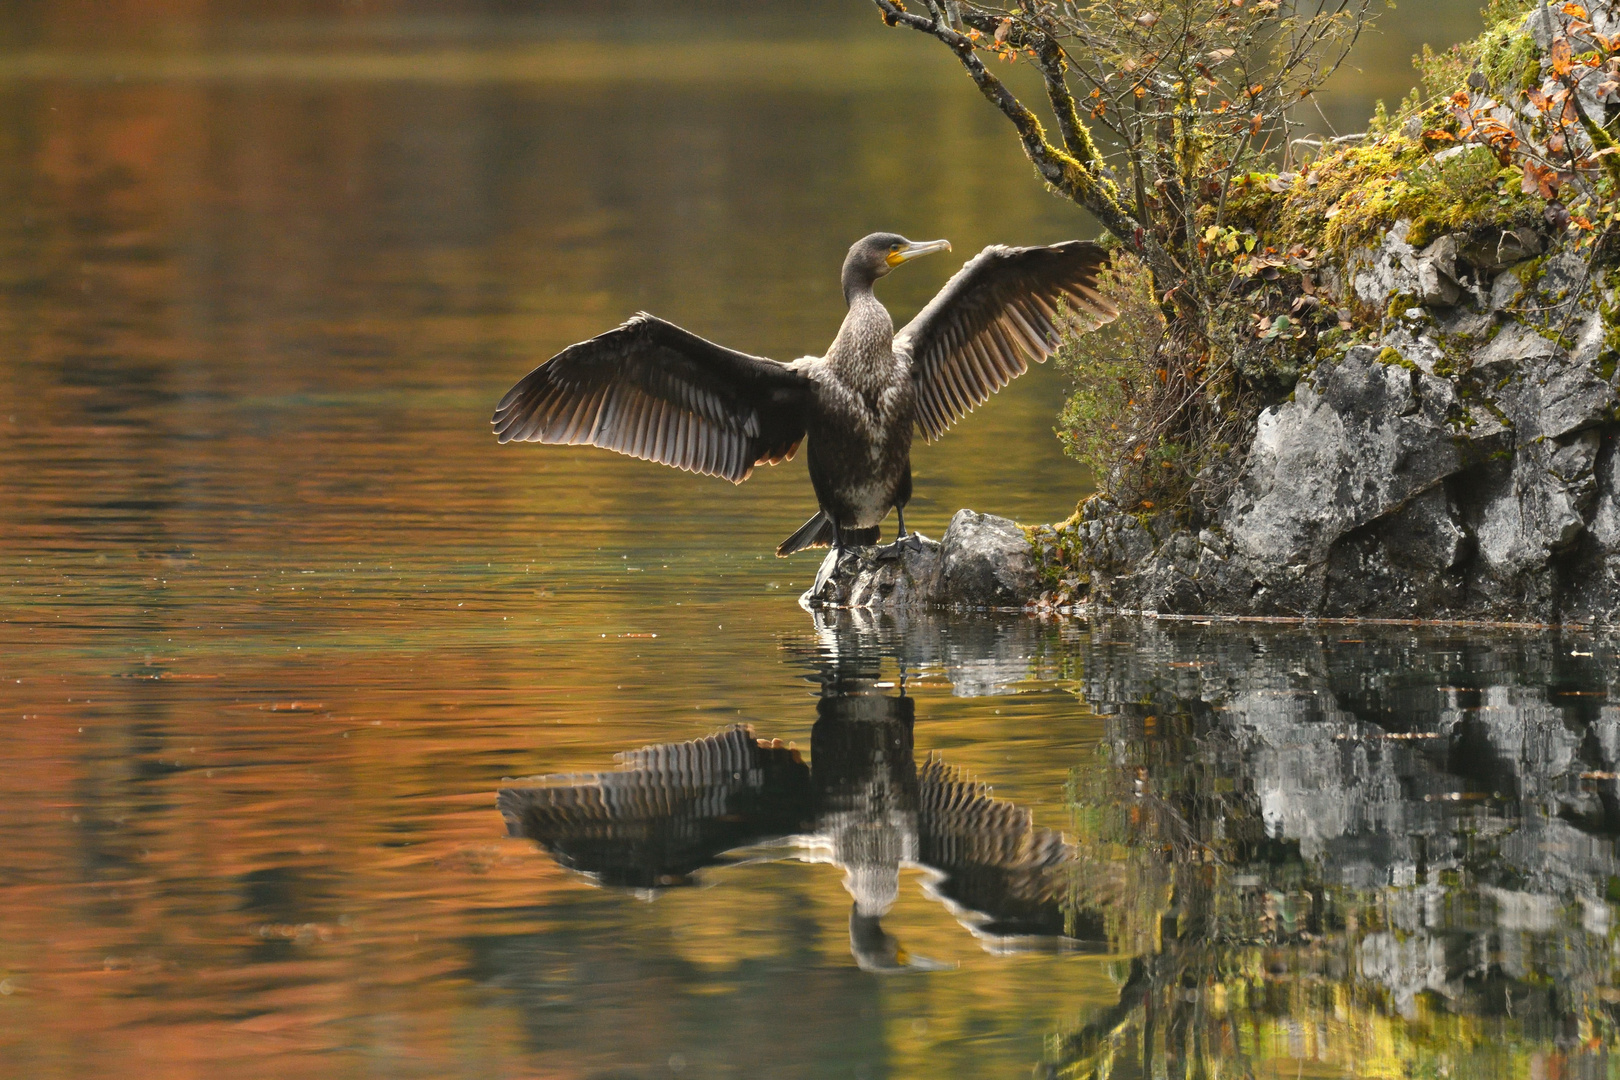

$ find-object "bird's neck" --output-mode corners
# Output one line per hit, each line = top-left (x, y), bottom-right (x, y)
(828, 289), (895, 385)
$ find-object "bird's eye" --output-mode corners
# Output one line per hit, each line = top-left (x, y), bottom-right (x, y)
(890, 243), (902, 251)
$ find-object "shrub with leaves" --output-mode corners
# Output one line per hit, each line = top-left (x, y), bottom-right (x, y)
(870, 0), (1383, 515)
(1459, 2), (1620, 248)
(1054, 254), (1163, 494)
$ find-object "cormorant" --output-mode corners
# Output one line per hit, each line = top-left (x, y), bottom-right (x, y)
(491, 233), (1117, 557)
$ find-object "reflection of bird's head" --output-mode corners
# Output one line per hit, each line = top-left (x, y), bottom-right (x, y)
(848, 905), (952, 974)
(842, 233), (951, 295)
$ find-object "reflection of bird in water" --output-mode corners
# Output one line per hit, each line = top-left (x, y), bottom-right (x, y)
(497, 691), (1099, 969)
(491, 233), (1115, 560)
(494, 726), (811, 890)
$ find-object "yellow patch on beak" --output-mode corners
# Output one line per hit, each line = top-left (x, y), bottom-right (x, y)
(886, 238), (953, 267)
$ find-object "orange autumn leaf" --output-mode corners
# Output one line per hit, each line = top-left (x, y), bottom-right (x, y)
(1552, 36), (1574, 76)
(1522, 160), (1561, 198)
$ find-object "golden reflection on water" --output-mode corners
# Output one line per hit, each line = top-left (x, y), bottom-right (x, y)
(4, 3), (1593, 1078)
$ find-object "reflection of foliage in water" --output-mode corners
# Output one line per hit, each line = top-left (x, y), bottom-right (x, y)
(1049, 622), (1620, 1078)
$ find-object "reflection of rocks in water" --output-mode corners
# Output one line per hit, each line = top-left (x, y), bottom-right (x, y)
(799, 606), (1078, 697)
(499, 684), (1097, 968)
(1048, 620), (1620, 1076)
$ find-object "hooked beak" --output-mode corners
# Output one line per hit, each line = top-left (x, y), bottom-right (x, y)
(886, 238), (952, 267)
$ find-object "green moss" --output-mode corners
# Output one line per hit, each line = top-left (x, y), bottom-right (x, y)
(1430, 338), (1473, 380)
(1598, 296), (1620, 380)
(1023, 519), (1092, 592)
(1377, 346), (1418, 370)
(1478, 18), (1543, 94)
(1515, 253), (1551, 289)
(1254, 137), (1537, 265)
(1244, 2), (1547, 263)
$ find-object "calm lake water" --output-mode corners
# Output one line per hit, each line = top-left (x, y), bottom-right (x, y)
(5, 3), (1616, 1077)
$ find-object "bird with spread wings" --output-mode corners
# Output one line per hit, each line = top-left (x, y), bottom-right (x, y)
(492, 233), (1117, 559)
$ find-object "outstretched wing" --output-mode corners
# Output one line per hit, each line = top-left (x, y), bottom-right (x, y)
(491, 313), (813, 483)
(897, 242), (1118, 442)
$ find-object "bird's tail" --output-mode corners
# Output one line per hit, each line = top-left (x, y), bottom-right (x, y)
(776, 511), (880, 557)
(777, 511), (835, 557)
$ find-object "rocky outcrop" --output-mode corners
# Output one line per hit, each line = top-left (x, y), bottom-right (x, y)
(1021, 0), (1620, 626)
(1059, 239), (1620, 624)
(818, 238), (1620, 623)
(801, 509), (1039, 611)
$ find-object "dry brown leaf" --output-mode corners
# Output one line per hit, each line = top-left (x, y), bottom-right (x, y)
(1552, 36), (1574, 77)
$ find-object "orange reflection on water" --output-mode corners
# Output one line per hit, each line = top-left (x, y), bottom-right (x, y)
(0, 4), (1518, 1077)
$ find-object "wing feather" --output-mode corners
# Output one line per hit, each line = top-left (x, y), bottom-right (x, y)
(496, 725), (813, 889)
(896, 241), (1118, 442)
(915, 755), (1090, 940)
(492, 313), (812, 483)
(963, 337), (997, 397)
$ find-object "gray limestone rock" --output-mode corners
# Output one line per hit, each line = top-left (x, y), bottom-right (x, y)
(799, 510), (1039, 612)
(1461, 227), (1544, 276)
(1415, 234), (1463, 307)
(1488, 327), (1614, 440)
(937, 510), (1039, 609)
(1218, 347), (1467, 596)
(799, 535), (942, 611)
(1069, 226), (1620, 624)
(1352, 220), (1420, 307)
(1488, 265), (1529, 309)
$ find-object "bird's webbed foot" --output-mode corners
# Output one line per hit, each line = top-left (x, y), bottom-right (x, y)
(877, 533), (928, 559)
(811, 543), (847, 598)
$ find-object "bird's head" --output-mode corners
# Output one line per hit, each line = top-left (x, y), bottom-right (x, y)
(842, 233), (951, 298)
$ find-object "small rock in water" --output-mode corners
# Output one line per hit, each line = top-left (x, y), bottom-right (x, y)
(800, 534), (942, 611)
(937, 510), (1040, 608)
(799, 510), (1040, 611)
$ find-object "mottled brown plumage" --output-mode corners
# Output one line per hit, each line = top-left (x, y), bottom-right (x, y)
(491, 233), (1118, 556)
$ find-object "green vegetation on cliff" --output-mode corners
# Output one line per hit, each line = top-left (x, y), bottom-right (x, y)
(1052, 0), (1620, 519)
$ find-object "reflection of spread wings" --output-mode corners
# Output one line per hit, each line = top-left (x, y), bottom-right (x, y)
(496, 725), (813, 888)
(916, 756), (1098, 940)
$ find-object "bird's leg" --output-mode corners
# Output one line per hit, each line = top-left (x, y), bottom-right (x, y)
(881, 505), (926, 557)
(812, 518), (847, 598)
